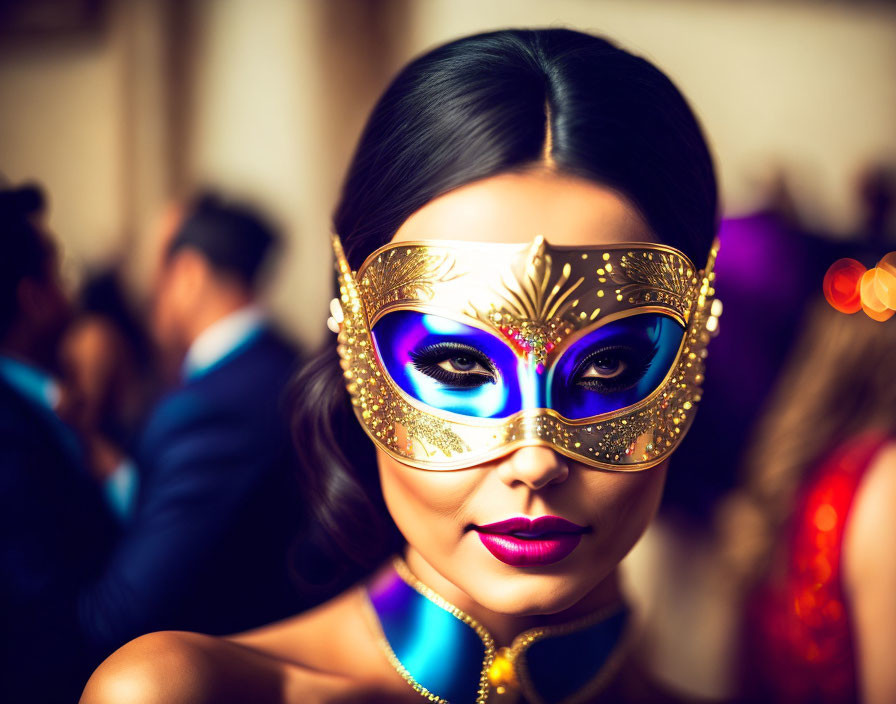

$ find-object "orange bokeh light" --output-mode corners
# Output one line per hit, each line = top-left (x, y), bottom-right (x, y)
(879, 251), (896, 277)
(859, 268), (888, 313)
(825, 253), (896, 319)
(861, 302), (894, 322)
(813, 504), (838, 532)
(874, 254), (896, 310)
(822, 258), (864, 314)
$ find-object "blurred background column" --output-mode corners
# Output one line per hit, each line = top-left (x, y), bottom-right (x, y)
(184, 0), (411, 348)
(118, 0), (177, 292)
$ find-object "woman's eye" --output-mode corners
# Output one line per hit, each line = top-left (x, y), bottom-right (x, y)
(579, 356), (627, 379)
(409, 343), (497, 389)
(573, 344), (654, 392)
(438, 355), (488, 374)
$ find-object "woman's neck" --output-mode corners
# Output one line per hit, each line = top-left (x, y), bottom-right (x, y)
(402, 546), (624, 647)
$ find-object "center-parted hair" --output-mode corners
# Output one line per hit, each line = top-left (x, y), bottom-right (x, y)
(290, 28), (718, 593)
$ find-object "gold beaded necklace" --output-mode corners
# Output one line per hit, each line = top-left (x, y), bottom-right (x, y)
(365, 557), (636, 704)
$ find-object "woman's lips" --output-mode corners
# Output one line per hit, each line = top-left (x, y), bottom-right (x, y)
(473, 516), (588, 567)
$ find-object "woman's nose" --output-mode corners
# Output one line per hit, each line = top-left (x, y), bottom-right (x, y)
(496, 445), (569, 490)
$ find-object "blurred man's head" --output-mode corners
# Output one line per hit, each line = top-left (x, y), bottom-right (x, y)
(0, 182), (71, 369)
(151, 193), (278, 357)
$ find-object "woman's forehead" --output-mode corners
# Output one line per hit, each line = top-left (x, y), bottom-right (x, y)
(392, 170), (657, 247)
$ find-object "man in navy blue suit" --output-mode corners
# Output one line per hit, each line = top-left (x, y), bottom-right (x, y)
(1, 188), (304, 702)
(81, 194), (305, 647)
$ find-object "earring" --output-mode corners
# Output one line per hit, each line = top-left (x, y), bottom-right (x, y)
(706, 297), (722, 337)
(326, 297), (344, 334)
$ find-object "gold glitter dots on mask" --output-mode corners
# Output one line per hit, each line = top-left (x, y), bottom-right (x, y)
(331, 234), (720, 472)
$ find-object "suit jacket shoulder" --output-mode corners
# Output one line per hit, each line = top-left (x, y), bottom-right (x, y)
(140, 328), (298, 451)
(0, 379), (117, 701)
(83, 327), (303, 646)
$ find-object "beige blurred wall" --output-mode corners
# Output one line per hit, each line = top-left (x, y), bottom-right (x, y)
(182, 0), (410, 350)
(185, 0), (331, 349)
(0, 7), (125, 279)
(1, 0), (895, 350)
(0, 0), (178, 302)
(409, 0), (896, 232)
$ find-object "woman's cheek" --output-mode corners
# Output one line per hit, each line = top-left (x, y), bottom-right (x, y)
(584, 462), (667, 554)
(377, 450), (481, 548)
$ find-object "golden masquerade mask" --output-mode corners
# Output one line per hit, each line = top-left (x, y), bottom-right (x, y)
(332, 233), (720, 471)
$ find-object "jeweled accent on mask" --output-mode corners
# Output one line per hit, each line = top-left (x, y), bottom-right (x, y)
(333, 233), (720, 471)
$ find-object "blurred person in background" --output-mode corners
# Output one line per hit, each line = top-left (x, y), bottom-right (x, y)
(4, 185), (306, 702)
(61, 267), (158, 456)
(0, 181), (119, 702)
(75, 193), (305, 646)
(719, 298), (896, 704)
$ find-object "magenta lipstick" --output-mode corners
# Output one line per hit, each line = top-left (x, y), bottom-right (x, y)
(473, 516), (588, 567)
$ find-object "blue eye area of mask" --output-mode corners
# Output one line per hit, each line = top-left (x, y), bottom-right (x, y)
(371, 310), (522, 418)
(370, 310), (684, 420)
(547, 314), (684, 418)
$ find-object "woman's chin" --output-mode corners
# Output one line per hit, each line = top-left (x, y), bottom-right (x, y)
(453, 554), (609, 618)
(471, 582), (590, 617)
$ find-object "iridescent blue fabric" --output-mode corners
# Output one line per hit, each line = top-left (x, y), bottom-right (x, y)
(524, 608), (628, 702)
(368, 567), (486, 703)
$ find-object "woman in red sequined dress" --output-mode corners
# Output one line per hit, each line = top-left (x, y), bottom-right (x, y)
(731, 299), (896, 704)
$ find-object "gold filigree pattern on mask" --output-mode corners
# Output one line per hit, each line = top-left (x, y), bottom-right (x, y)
(360, 246), (459, 312)
(332, 233), (719, 471)
(467, 237), (584, 366)
(612, 249), (695, 309)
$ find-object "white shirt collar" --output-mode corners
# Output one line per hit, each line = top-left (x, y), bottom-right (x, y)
(182, 305), (266, 380)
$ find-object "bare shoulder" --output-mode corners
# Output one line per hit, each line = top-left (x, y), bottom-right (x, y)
(230, 584), (384, 677)
(843, 443), (896, 704)
(82, 583), (416, 703)
(229, 582), (417, 701)
(80, 630), (270, 704)
(844, 439), (896, 589)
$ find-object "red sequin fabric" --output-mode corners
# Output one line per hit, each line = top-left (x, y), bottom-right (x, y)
(743, 431), (892, 704)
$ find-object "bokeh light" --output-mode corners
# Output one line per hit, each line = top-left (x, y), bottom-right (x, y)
(874, 253), (896, 310)
(878, 252), (896, 277)
(822, 258), (864, 314)
(824, 254), (896, 320)
(859, 268), (888, 313)
(861, 301), (895, 322)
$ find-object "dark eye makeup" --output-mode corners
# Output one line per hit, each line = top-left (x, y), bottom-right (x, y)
(408, 337), (658, 396)
(409, 341), (497, 389)
(571, 342), (658, 394)
(373, 309), (683, 420)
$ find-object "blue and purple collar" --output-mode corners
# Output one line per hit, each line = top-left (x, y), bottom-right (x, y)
(366, 557), (633, 704)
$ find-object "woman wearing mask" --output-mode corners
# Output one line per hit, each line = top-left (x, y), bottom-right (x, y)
(83, 28), (720, 704)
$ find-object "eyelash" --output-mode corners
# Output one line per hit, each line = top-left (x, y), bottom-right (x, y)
(409, 342), (497, 389)
(408, 340), (657, 393)
(572, 343), (657, 393)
